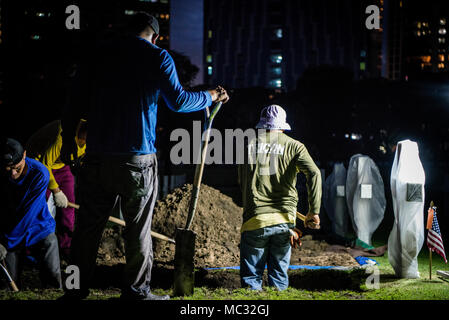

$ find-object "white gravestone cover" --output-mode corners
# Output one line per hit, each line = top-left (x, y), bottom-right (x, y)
(323, 163), (349, 237)
(388, 140), (425, 278)
(346, 154), (386, 245)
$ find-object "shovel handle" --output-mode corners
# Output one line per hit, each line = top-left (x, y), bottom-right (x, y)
(185, 101), (223, 230)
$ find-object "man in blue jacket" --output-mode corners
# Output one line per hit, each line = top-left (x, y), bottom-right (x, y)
(0, 138), (62, 289)
(60, 12), (229, 300)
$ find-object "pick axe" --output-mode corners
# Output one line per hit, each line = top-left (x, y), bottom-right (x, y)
(67, 202), (175, 244)
(0, 260), (19, 292)
(173, 101), (223, 297)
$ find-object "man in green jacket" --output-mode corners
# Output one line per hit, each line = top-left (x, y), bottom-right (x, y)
(238, 105), (322, 291)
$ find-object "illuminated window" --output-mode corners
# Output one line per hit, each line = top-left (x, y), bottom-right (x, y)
(416, 30), (421, 37)
(421, 56), (431, 63)
(439, 38), (446, 44)
(270, 54), (282, 64)
(274, 28), (282, 38)
(31, 34), (40, 40)
(441, 18), (447, 25)
(125, 10), (136, 15)
(268, 79), (282, 88)
(417, 22), (422, 29)
(270, 67), (281, 76)
(206, 55), (212, 63)
(439, 54), (445, 62)
(207, 66), (212, 75)
(439, 28), (447, 35)
(360, 50), (367, 57)
(422, 22), (429, 27)
(360, 62), (366, 71)
(438, 63), (445, 69)
(208, 30), (212, 39)
(159, 36), (164, 40)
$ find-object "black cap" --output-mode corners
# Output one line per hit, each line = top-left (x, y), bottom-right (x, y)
(2, 138), (24, 166)
(129, 12), (159, 35)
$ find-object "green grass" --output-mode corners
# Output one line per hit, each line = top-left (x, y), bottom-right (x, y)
(1, 243), (448, 300)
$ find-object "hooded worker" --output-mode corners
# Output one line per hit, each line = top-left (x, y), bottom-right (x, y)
(0, 138), (62, 289)
(26, 119), (87, 259)
(238, 105), (322, 291)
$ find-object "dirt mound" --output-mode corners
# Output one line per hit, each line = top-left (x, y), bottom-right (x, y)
(151, 184), (243, 268)
(96, 183), (359, 269)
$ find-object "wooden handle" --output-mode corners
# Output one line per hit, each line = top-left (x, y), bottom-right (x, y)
(10, 280), (19, 292)
(107, 216), (175, 244)
(296, 212), (320, 230)
(67, 202), (80, 210)
(67, 203), (175, 243)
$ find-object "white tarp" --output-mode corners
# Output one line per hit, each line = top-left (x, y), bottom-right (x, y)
(323, 163), (349, 237)
(346, 154), (386, 245)
(388, 140), (425, 278)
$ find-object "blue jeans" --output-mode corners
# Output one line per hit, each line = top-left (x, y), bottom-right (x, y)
(240, 223), (293, 291)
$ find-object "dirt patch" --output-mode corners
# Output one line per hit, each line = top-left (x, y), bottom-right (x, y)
(292, 235), (360, 268)
(96, 183), (359, 269)
(97, 226), (126, 266)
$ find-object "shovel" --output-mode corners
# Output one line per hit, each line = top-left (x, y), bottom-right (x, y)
(173, 101), (223, 296)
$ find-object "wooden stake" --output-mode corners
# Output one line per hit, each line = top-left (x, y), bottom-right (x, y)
(429, 248), (432, 280)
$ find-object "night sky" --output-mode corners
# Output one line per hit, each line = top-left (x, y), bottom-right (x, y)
(170, 0), (204, 85)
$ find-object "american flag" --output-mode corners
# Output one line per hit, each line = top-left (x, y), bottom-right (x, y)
(427, 206), (447, 263)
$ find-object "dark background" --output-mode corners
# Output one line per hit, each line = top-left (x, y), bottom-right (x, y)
(0, 0), (448, 247)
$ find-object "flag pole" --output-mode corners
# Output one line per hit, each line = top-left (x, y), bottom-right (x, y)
(429, 248), (432, 280)
(429, 201), (434, 280)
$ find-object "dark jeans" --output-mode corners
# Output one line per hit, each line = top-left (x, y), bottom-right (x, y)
(4, 233), (62, 289)
(69, 153), (158, 298)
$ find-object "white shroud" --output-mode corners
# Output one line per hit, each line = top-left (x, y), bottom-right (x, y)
(346, 154), (386, 245)
(388, 140), (425, 278)
(323, 163), (349, 237)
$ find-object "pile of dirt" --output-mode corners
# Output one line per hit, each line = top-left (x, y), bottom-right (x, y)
(151, 184), (243, 268)
(96, 183), (359, 269)
(96, 226), (126, 266)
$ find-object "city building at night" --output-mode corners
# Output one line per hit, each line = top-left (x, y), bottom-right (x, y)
(204, 0), (372, 91)
(403, 0), (449, 78)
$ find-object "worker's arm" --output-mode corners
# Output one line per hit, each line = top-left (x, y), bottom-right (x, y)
(295, 143), (322, 216)
(158, 50), (227, 113)
(38, 136), (61, 191)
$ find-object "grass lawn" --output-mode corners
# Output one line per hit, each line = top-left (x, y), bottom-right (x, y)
(1, 240), (448, 300)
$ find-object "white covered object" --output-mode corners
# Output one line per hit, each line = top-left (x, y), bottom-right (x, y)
(346, 154), (386, 245)
(388, 140), (425, 278)
(323, 163), (349, 237)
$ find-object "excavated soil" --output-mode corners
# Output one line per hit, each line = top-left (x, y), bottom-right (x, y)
(97, 183), (359, 269)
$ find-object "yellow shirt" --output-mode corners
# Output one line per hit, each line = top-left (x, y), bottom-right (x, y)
(26, 120), (86, 190)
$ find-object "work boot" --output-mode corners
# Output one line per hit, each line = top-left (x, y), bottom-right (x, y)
(57, 289), (90, 301)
